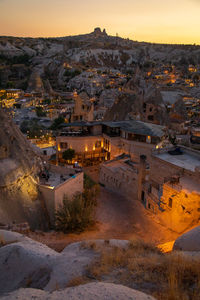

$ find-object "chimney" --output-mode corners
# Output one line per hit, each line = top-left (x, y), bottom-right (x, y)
(137, 155), (147, 202)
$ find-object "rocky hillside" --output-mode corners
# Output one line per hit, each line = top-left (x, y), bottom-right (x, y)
(0, 110), (44, 228)
(0, 28), (200, 93)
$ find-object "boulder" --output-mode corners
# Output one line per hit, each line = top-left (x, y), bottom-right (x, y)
(0, 232), (131, 294)
(44, 241), (98, 291)
(173, 226), (200, 251)
(1, 282), (156, 300)
(0, 229), (30, 244)
(0, 232), (58, 294)
(0, 233), (155, 299)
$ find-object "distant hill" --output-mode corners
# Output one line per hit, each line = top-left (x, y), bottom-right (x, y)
(0, 28), (200, 93)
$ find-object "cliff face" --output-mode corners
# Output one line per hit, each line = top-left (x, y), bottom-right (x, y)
(103, 93), (140, 121)
(0, 110), (44, 228)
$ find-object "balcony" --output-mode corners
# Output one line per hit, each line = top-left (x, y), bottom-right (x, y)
(60, 131), (91, 137)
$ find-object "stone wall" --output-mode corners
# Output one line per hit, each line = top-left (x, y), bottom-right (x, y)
(99, 162), (138, 200)
(159, 183), (200, 232)
(49, 164), (76, 176)
(103, 135), (122, 159)
(39, 172), (84, 225)
(103, 135), (155, 161)
(39, 185), (55, 225)
(149, 157), (182, 185)
(54, 172), (84, 210)
(143, 149), (200, 232)
(57, 136), (103, 153)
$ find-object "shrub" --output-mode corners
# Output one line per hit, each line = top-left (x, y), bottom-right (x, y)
(20, 120), (44, 138)
(62, 148), (75, 162)
(64, 69), (81, 78)
(55, 192), (96, 233)
(84, 173), (95, 189)
(66, 276), (90, 287)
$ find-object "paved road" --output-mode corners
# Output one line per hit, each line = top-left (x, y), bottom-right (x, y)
(29, 186), (179, 251)
(96, 187), (178, 243)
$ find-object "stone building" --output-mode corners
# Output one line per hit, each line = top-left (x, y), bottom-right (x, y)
(142, 146), (200, 232)
(99, 154), (148, 200)
(56, 120), (165, 166)
(71, 92), (94, 122)
(56, 122), (106, 166)
(102, 120), (165, 161)
(6, 89), (23, 99)
(39, 164), (83, 225)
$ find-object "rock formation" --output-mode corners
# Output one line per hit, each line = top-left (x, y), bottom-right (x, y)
(0, 110), (44, 228)
(1, 283), (155, 300)
(173, 226), (200, 251)
(27, 71), (44, 93)
(92, 27), (107, 37)
(0, 230), (155, 300)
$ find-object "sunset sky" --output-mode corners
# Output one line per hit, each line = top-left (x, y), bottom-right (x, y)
(0, 0), (199, 44)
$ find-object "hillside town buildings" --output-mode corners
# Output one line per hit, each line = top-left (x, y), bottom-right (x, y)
(142, 146), (200, 232)
(56, 120), (165, 166)
(1, 30), (200, 233)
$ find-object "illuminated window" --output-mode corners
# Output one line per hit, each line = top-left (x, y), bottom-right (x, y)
(60, 142), (68, 149)
(168, 198), (173, 208)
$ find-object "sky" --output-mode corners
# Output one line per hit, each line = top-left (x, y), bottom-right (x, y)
(0, 0), (199, 44)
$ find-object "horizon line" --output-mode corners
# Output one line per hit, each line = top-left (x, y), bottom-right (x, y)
(0, 30), (199, 47)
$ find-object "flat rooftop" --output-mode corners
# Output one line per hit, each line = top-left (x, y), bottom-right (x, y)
(103, 158), (138, 173)
(180, 177), (200, 195)
(154, 149), (200, 172)
(40, 172), (73, 188)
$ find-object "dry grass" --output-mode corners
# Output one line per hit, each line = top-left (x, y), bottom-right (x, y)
(80, 241), (98, 251)
(66, 276), (90, 287)
(84, 238), (200, 300)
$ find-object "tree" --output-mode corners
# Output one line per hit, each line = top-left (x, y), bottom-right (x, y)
(35, 106), (47, 117)
(6, 81), (15, 89)
(20, 120), (44, 138)
(62, 148), (75, 162)
(50, 116), (65, 130)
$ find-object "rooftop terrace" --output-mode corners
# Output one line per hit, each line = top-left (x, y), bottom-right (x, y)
(40, 172), (75, 188)
(153, 148), (200, 172)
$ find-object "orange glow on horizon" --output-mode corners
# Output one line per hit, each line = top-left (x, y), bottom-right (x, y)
(0, 0), (199, 45)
